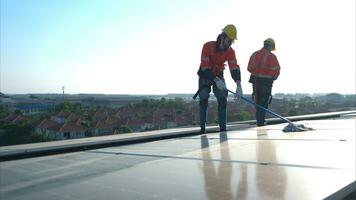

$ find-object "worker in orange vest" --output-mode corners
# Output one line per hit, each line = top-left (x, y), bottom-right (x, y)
(197, 24), (243, 133)
(247, 38), (280, 126)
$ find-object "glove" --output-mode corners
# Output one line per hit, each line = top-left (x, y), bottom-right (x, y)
(214, 77), (227, 91)
(235, 83), (243, 98)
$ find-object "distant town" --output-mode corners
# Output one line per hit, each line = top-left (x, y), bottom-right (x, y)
(0, 92), (355, 146)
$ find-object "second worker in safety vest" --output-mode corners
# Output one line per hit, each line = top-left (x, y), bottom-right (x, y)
(248, 38), (280, 126)
(197, 24), (243, 133)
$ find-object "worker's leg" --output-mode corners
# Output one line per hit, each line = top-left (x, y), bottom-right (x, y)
(199, 99), (208, 133)
(255, 84), (263, 126)
(253, 84), (262, 126)
(213, 77), (228, 131)
(256, 84), (272, 126)
(199, 78), (211, 133)
(217, 98), (227, 131)
(260, 85), (272, 124)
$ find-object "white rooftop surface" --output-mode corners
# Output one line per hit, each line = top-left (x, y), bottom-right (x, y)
(0, 117), (355, 200)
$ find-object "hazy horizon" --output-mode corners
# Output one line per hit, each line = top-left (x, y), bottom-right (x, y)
(2, 91), (355, 96)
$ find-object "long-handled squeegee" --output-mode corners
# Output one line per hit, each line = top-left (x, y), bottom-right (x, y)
(227, 89), (313, 132)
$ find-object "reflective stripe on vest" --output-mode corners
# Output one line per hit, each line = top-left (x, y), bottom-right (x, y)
(228, 59), (239, 70)
(269, 66), (280, 71)
(255, 74), (275, 79)
(229, 59), (237, 65)
(201, 56), (210, 62)
(229, 65), (239, 70)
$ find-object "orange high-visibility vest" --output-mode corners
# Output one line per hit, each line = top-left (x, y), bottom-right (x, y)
(248, 48), (280, 79)
(199, 41), (240, 76)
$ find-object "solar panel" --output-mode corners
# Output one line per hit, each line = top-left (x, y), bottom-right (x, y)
(0, 116), (355, 199)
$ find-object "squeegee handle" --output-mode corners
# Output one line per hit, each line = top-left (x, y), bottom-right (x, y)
(192, 87), (203, 100)
(192, 82), (213, 100)
(227, 89), (295, 125)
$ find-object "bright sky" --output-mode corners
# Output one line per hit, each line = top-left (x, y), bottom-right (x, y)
(1, 0), (355, 95)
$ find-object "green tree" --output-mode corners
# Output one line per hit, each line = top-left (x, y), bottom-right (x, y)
(56, 101), (71, 112)
(298, 96), (315, 114)
(173, 97), (185, 110)
(14, 110), (22, 115)
(0, 121), (50, 146)
(29, 95), (39, 99)
(231, 111), (252, 121)
(141, 99), (150, 107)
(117, 125), (132, 133)
(287, 108), (298, 116)
(159, 97), (167, 108)
(73, 103), (82, 113)
(0, 103), (9, 119)
(275, 98), (297, 116)
(326, 93), (344, 105)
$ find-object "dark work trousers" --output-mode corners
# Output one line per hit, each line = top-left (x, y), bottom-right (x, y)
(198, 77), (228, 131)
(253, 83), (272, 126)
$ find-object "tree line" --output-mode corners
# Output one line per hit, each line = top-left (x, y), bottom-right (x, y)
(0, 93), (355, 146)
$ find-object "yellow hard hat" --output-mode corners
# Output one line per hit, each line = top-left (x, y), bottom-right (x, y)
(222, 24), (237, 40)
(264, 38), (276, 50)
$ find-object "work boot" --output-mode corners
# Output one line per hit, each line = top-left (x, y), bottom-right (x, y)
(256, 110), (266, 127)
(257, 122), (266, 127)
(199, 103), (207, 135)
(200, 127), (206, 134)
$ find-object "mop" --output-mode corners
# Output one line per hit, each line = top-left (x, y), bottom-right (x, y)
(227, 89), (314, 132)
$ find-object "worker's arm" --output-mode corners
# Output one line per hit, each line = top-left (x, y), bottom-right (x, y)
(247, 52), (257, 74)
(226, 49), (243, 97)
(226, 48), (241, 82)
(270, 54), (280, 79)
